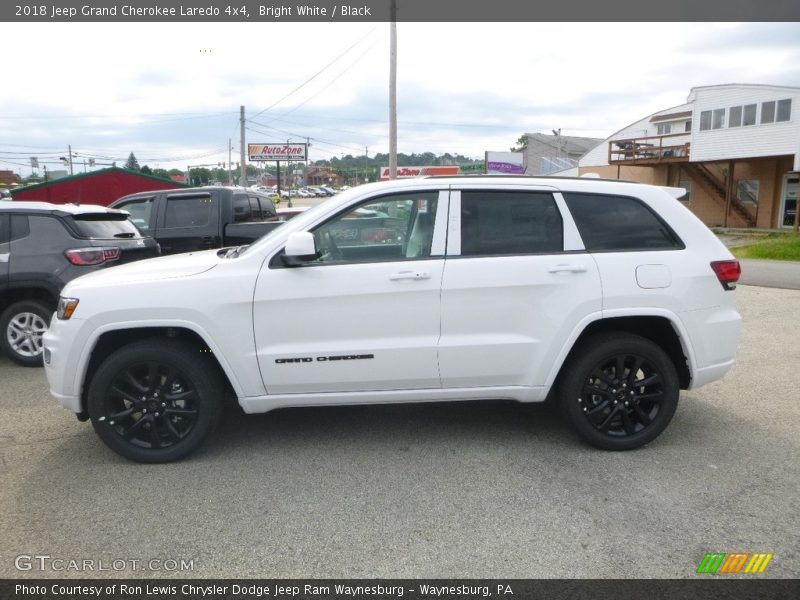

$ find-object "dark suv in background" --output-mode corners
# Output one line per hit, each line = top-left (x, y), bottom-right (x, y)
(0, 202), (159, 366)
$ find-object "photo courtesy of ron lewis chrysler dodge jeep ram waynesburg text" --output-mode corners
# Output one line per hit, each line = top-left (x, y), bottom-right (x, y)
(43, 176), (742, 463)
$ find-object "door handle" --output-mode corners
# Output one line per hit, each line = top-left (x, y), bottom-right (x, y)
(389, 270), (431, 281)
(547, 264), (587, 273)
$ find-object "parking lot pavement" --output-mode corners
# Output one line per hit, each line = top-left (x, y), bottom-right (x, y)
(739, 258), (800, 290)
(1, 285), (798, 579)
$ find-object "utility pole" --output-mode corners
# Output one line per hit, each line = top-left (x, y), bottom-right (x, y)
(365, 146), (369, 183)
(239, 105), (247, 186)
(389, 0), (397, 180)
(67, 145), (74, 176)
(228, 138), (233, 185)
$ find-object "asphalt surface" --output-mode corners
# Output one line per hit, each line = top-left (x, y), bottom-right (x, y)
(739, 258), (800, 290)
(1, 285), (798, 579)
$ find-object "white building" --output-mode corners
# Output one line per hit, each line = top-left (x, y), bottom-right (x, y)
(579, 84), (799, 229)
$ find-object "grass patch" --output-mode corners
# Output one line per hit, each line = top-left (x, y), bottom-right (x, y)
(731, 233), (800, 261)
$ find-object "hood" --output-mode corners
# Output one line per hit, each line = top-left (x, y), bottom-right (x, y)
(64, 249), (221, 292)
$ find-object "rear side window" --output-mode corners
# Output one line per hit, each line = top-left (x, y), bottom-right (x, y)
(164, 195), (212, 228)
(10, 215), (30, 241)
(563, 193), (683, 251)
(460, 191), (563, 256)
(67, 213), (144, 239)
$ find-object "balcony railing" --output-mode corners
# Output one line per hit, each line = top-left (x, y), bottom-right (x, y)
(609, 133), (690, 164)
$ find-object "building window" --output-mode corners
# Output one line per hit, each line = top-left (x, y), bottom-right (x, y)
(729, 106), (742, 127)
(761, 101), (776, 124)
(737, 180), (759, 204)
(656, 122), (672, 135)
(777, 99), (792, 122)
(678, 180), (691, 203)
(699, 111), (712, 131)
(712, 109), (725, 129)
(684, 120), (692, 132)
(743, 104), (757, 126)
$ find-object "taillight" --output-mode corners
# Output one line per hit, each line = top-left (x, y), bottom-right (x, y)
(710, 260), (741, 290)
(64, 247), (121, 266)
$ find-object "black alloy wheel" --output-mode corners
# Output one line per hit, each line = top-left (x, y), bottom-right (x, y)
(559, 333), (680, 450)
(88, 339), (222, 463)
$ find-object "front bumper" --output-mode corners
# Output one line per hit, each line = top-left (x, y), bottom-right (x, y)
(43, 315), (88, 414)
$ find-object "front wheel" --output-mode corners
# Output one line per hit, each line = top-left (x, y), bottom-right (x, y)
(558, 333), (680, 450)
(87, 339), (223, 463)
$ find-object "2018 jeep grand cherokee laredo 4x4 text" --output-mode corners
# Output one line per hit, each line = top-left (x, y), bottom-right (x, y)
(43, 177), (741, 462)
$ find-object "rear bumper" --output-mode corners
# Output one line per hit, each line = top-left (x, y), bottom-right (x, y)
(689, 359), (736, 390)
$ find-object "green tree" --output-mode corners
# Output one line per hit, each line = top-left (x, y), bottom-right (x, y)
(152, 168), (171, 180)
(510, 135), (528, 152)
(124, 152), (140, 171)
(140, 165), (152, 175)
(167, 168), (184, 176)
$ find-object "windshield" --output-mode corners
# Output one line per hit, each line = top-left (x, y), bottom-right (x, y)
(67, 213), (145, 239)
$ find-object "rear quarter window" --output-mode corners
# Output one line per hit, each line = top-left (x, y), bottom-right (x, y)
(563, 192), (683, 251)
(67, 213), (144, 239)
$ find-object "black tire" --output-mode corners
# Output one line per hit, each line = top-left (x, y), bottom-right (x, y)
(557, 333), (679, 450)
(87, 339), (223, 463)
(0, 300), (52, 367)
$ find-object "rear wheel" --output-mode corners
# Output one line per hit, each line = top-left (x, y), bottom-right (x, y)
(87, 339), (223, 463)
(0, 300), (52, 367)
(558, 333), (680, 450)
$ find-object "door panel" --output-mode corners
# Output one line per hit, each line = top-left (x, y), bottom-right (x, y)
(254, 190), (448, 395)
(439, 188), (602, 388)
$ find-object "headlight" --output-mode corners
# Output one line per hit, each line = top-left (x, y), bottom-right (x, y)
(57, 297), (80, 320)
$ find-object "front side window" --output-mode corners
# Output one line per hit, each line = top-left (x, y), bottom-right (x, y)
(310, 192), (438, 264)
(460, 191), (563, 256)
(164, 195), (212, 228)
(117, 198), (153, 231)
(563, 193), (683, 251)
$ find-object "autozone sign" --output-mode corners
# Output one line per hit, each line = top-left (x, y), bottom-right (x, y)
(248, 143), (307, 161)
(379, 166), (460, 180)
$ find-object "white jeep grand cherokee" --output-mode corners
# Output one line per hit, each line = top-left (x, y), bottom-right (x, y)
(43, 176), (742, 462)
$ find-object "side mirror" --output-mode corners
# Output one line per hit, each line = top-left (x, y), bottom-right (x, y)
(281, 231), (319, 266)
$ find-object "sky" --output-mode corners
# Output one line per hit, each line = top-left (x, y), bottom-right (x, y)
(1, 21), (799, 177)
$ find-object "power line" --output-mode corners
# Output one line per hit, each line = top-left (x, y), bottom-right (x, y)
(249, 28), (376, 121)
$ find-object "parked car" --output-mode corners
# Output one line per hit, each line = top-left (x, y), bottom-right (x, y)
(44, 176), (741, 462)
(0, 202), (159, 366)
(111, 186), (283, 255)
